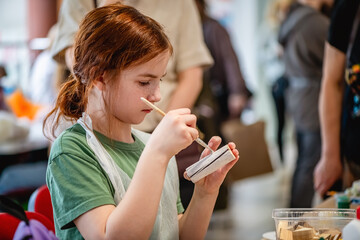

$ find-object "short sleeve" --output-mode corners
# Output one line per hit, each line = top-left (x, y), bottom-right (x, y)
(328, 0), (359, 53)
(47, 152), (115, 230)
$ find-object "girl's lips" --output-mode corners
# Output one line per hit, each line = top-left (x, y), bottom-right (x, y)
(143, 109), (153, 113)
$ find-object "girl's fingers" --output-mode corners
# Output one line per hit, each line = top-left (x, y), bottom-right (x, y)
(183, 114), (197, 128)
(208, 136), (222, 150)
(200, 136), (221, 158)
(232, 148), (239, 159)
(168, 108), (191, 115)
(188, 127), (199, 141)
(167, 108), (197, 129)
(217, 147), (239, 174)
(183, 172), (190, 181)
(228, 142), (236, 150)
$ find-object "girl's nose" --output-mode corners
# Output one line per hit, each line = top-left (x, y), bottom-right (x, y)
(147, 85), (161, 103)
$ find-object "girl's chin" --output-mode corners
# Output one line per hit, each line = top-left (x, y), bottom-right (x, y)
(111, 115), (144, 125)
(132, 118), (146, 125)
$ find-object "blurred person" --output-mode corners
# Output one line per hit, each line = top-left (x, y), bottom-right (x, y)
(44, 4), (239, 238)
(193, 0), (251, 212)
(194, 0), (251, 129)
(314, 0), (360, 197)
(259, 0), (294, 162)
(278, 0), (333, 207)
(27, 25), (58, 107)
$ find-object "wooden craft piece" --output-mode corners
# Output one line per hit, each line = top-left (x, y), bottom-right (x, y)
(292, 227), (315, 240)
(185, 144), (236, 182)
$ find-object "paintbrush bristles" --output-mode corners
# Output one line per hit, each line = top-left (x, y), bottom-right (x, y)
(195, 138), (213, 152)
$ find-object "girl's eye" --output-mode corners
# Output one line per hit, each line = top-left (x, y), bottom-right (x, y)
(139, 81), (150, 86)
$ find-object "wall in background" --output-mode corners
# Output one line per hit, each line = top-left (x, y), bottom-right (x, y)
(208, 0), (279, 145)
(0, 0), (29, 91)
(0, 0), (57, 93)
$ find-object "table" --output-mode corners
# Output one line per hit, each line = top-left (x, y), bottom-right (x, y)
(0, 120), (49, 173)
(0, 120), (48, 155)
(316, 196), (359, 209)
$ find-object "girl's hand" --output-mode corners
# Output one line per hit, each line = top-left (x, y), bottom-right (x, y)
(184, 136), (239, 195)
(146, 108), (199, 160)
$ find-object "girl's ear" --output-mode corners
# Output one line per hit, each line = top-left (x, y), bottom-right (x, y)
(93, 75), (106, 91)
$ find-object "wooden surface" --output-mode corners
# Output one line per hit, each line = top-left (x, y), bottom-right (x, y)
(316, 196), (337, 208)
(316, 196), (359, 209)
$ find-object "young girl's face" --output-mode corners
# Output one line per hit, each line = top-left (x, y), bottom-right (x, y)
(104, 51), (170, 125)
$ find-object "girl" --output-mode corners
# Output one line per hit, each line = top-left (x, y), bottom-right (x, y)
(44, 3), (239, 240)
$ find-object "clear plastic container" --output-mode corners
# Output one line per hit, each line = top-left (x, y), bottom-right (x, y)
(343, 207), (360, 240)
(272, 208), (355, 240)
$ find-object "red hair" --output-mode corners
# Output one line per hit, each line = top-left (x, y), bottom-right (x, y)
(44, 3), (172, 139)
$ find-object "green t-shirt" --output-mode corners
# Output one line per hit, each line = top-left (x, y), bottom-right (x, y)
(46, 123), (184, 239)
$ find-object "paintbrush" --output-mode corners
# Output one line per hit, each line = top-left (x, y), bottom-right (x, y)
(140, 97), (214, 153)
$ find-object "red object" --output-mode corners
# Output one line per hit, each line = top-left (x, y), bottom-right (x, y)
(32, 185), (54, 225)
(0, 211), (55, 240)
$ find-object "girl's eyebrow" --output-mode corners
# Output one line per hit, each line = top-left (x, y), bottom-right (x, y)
(138, 72), (167, 78)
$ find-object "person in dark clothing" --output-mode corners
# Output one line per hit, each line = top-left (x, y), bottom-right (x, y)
(193, 0), (252, 211)
(314, 0), (360, 197)
(262, 0), (294, 163)
(271, 75), (288, 162)
(194, 0), (252, 134)
(278, 0), (333, 208)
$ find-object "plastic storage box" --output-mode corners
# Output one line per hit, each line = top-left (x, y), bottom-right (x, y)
(272, 208), (356, 240)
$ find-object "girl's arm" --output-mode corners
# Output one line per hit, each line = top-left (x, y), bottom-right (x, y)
(73, 141), (174, 240)
(74, 109), (199, 240)
(178, 137), (239, 240)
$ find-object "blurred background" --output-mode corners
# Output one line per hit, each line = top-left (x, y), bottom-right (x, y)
(0, 0), (301, 239)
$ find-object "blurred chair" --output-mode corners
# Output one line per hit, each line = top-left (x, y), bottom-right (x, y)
(28, 185), (54, 225)
(0, 211), (54, 240)
(0, 159), (48, 196)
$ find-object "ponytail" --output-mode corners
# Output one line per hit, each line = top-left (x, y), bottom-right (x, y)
(43, 75), (88, 140)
